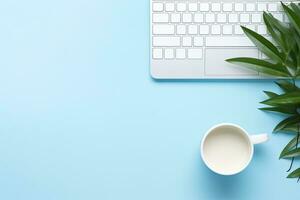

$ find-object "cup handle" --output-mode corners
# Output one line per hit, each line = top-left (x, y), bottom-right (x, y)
(250, 134), (269, 144)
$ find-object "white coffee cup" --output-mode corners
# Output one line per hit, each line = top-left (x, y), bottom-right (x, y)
(200, 123), (268, 175)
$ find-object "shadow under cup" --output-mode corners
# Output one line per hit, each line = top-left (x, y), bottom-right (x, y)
(201, 125), (253, 175)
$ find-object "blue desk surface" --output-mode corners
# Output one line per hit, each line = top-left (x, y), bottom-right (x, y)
(0, 1), (299, 199)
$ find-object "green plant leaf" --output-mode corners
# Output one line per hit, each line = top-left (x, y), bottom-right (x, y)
(285, 48), (299, 75)
(281, 123), (300, 133)
(280, 135), (300, 158)
(295, 28), (300, 48)
(282, 3), (300, 35)
(287, 168), (300, 178)
(290, 3), (300, 15)
(275, 80), (299, 92)
(263, 12), (291, 53)
(291, 28), (300, 73)
(241, 26), (284, 63)
(290, 3), (300, 23)
(263, 13), (282, 47)
(263, 91), (279, 98)
(282, 148), (300, 158)
(294, 30), (300, 75)
(261, 91), (300, 105)
(259, 106), (297, 114)
(226, 57), (289, 77)
(273, 115), (300, 132)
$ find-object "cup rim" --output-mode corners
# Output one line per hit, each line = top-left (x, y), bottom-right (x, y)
(200, 123), (254, 176)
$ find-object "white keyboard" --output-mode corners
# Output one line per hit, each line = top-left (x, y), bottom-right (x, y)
(150, 0), (288, 79)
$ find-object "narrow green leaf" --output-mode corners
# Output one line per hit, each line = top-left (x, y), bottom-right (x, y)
(281, 123), (300, 133)
(294, 28), (300, 51)
(263, 13), (282, 46)
(294, 29), (300, 74)
(282, 3), (300, 35)
(275, 80), (299, 92)
(287, 168), (300, 178)
(263, 12), (291, 52)
(280, 135), (300, 158)
(282, 148), (300, 158)
(285, 48), (298, 75)
(226, 57), (289, 77)
(273, 115), (300, 132)
(261, 92), (300, 105)
(241, 26), (284, 63)
(263, 91), (278, 98)
(290, 3), (300, 21)
(259, 106), (297, 114)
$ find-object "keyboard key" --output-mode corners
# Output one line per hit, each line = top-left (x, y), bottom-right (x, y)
(257, 3), (267, 11)
(176, 25), (186, 34)
(153, 3), (164, 12)
(171, 13), (180, 23)
(217, 13), (227, 23)
(228, 13), (238, 23)
(199, 25), (209, 35)
(153, 24), (175, 35)
(188, 49), (203, 59)
(252, 14), (261, 23)
(223, 3), (232, 12)
(152, 48), (163, 59)
(188, 25), (198, 34)
(188, 3), (198, 11)
(235, 3), (244, 11)
(153, 13), (168, 23)
(240, 14), (250, 23)
(194, 13), (204, 22)
(153, 37), (180, 47)
(211, 25), (221, 34)
(200, 3), (209, 11)
(211, 3), (221, 11)
(206, 36), (254, 47)
(246, 3), (255, 11)
(205, 13), (215, 23)
(234, 25), (244, 35)
(176, 49), (186, 59)
(182, 36), (192, 46)
(182, 13), (192, 22)
(177, 3), (187, 11)
(257, 25), (267, 34)
(268, 3), (277, 11)
(165, 49), (174, 59)
(165, 3), (175, 12)
(194, 37), (204, 46)
(223, 25), (232, 34)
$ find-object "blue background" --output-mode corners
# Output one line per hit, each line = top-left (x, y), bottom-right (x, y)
(0, 0), (299, 199)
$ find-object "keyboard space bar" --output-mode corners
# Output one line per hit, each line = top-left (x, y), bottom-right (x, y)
(206, 36), (255, 47)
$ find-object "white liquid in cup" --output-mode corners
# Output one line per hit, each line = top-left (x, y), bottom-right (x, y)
(202, 125), (252, 175)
